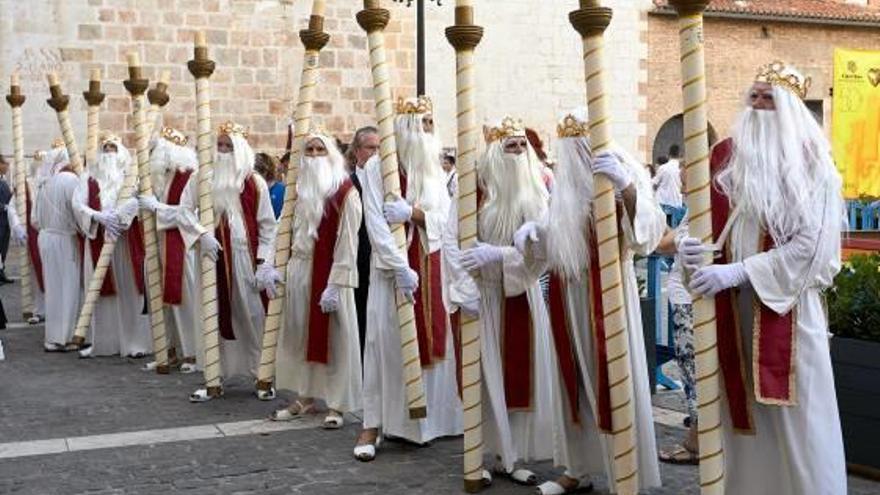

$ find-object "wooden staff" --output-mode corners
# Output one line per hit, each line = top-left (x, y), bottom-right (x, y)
(570, 2), (639, 493)
(188, 31), (222, 398)
(668, 2), (724, 493)
(83, 69), (105, 167)
(7, 74), (32, 320)
(46, 73), (84, 175)
(357, 0), (427, 420)
(146, 70), (172, 138)
(444, 2), (484, 492)
(255, 0), (330, 397)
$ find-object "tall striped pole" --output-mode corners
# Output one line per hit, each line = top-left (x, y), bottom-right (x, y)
(256, 0), (330, 397)
(188, 31), (222, 398)
(668, 2), (724, 493)
(6, 74), (31, 320)
(146, 70), (172, 139)
(46, 73), (84, 175)
(445, 2), (484, 492)
(357, 0), (427, 420)
(82, 69), (105, 167)
(570, 2), (639, 493)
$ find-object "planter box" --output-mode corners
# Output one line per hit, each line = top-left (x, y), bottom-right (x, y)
(831, 336), (880, 472)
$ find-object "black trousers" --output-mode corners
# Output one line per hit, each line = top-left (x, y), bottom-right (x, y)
(354, 273), (369, 363)
(0, 223), (9, 267)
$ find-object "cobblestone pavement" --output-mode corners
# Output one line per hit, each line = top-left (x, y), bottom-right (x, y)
(1, 267), (877, 494)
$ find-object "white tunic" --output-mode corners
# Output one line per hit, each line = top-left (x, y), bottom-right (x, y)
(72, 178), (151, 357)
(33, 170), (81, 346)
(358, 156), (463, 443)
(652, 158), (683, 208)
(275, 187), (362, 413)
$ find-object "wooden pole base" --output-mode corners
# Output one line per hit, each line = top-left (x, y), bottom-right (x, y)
(463, 478), (484, 494)
(408, 406), (427, 420)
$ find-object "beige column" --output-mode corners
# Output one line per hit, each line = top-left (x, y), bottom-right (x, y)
(82, 69), (105, 167)
(6, 75), (31, 320)
(46, 73), (84, 175)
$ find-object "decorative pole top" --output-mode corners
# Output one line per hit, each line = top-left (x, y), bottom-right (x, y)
(570, 0), (613, 38)
(148, 70), (172, 107)
(7, 73), (25, 108)
(123, 52), (150, 96)
(46, 73), (70, 113)
(667, 0), (711, 16)
(445, 0), (483, 51)
(188, 31), (216, 79)
(83, 68), (106, 107)
(301, 0), (331, 51)
(357, 0), (391, 33)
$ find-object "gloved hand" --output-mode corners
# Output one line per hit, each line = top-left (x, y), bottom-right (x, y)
(689, 262), (749, 298)
(461, 242), (505, 272)
(592, 152), (633, 192)
(255, 263), (284, 299)
(118, 198), (139, 220)
(677, 236), (710, 271)
(383, 199), (413, 224)
(138, 195), (161, 213)
(11, 224), (27, 246)
(513, 221), (542, 255)
(93, 209), (122, 239)
(319, 284), (341, 313)
(199, 233), (222, 262)
(394, 266), (419, 304)
(459, 298), (481, 319)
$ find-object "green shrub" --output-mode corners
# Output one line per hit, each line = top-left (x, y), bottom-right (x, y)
(826, 253), (880, 343)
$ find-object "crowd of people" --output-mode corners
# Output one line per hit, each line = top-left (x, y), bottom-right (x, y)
(0, 61), (848, 494)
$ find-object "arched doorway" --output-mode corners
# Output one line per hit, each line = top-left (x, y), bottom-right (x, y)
(652, 114), (718, 164)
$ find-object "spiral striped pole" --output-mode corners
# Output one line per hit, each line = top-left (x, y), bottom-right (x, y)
(7, 74), (32, 320)
(46, 73), (84, 175)
(188, 31), (222, 398)
(83, 69), (105, 167)
(357, 0), (427, 420)
(570, 2), (639, 493)
(445, 2), (484, 492)
(668, 2), (724, 493)
(256, 0), (330, 397)
(146, 71), (172, 139)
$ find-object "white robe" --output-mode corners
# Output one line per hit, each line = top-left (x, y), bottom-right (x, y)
(6, 199), (44, 316)
(155, 169), (205, 362)
(358, 157), (463, 443)
(217, 174), (277, 382)
(275, 188), (362, 413)
(33, 170), (81, 346)
(720, 181), (847, 495)
(72, 178), (151, 357)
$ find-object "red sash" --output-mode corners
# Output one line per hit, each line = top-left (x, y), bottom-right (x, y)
(24, 183), (45, 292)
(546, 274), (581, 424)
(502, 293), (533, 410)
(450, 310), (462, 398)
(162, 170), (193, 305)
(87, 179), (146, 297)
(586, 227), (613, 432)
(306, 179), (354, 364)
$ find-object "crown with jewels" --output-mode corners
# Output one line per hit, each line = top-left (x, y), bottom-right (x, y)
(486, 116), (526, 144)
(755, 61), (812, 100)
(51, 138), (65, 149)
(160, 126), (189, 147)
(99, 131), (121, 146)
(395, 95), (433, 115)
(557, 114), (589, 138)
(218, 120), (250, 139)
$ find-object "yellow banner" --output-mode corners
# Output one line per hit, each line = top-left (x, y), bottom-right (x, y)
(833, 48), (880, 199)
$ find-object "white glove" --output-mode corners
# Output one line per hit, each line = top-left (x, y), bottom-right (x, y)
(118, 198), (139, 220)
(689, 262), (749, 298)
(319, 284), (341, 313)
(461, 242), (505, 272)
(199, 233), (222, 262)
(12, 224), (27, 246)
(677, 236), (710, 271)
(138, 195), (161, 213)
(383, 199), (413, 224)
(513, 221), (542, 255)
(255, 263), (284, 299)
(93, 209), (122, 239)
(394, 266), (419, 303)
(459, 298), (481, 319)
(592, 152), (633, 191)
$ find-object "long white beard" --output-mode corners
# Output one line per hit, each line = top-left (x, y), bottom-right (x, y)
(150, 148), (171, 198)
(547, 138), (593, 278)
(296, 156), (346, 239)
(213, 152), (241, 217)
(400, 132), (443, 209)
(93, 153), (124, 208)
(479, 152), (548, 245)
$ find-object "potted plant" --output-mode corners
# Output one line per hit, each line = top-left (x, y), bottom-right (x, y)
(826, 253), (880, 475)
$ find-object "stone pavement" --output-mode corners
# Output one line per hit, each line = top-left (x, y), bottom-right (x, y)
(1, 264), (878, 494)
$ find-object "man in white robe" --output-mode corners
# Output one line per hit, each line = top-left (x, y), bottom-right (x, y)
(354, 97), (462, 461)
(24, 152), (46, 323)
(680, 61), (847, 494)
(514, 111), (665, 494)
(140, 127), (215, 372)
(190, 121), (278, 402)
(73, 133), (150, 358)
(33, 145), (83, 351)
(271, 129), (362, 429)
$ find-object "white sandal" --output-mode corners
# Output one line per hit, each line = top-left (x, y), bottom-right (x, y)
(510, 468), (539, 486)
(270, 400), (313, 421)
(322, 411), (344, 429)
(179, 362), (198, 374)
(189, 387), (222, 403)
(27, 316), (40, 325)
(78, 345), (94, 359)
(536, 478), (594, 495)
(353, 435), (382, 462)
(481, 469), (493, 486)
(255, 387), (276, 401)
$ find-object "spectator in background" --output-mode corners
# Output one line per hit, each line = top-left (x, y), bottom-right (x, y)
(255, 152), (284, 220)
(442, 152), (456, 198)
(0, 155), (13, 284)
(653, 145), (684, 215)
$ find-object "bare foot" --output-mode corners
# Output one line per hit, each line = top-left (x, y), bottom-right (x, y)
(356, 427), (379, 447)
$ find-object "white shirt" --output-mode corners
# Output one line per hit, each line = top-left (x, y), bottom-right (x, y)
(653, 158), (683, 208)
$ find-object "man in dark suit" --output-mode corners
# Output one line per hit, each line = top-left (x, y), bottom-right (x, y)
(0, 155), (13, 285)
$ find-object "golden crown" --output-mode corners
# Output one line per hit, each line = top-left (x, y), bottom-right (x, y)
(218, 120), (249, 139)
(160, 126), (189, 147)
(99, 130), (121, 146)
(51, 138), (65, 149)
(557, 114), (589, 138)
(486, 116), (526, 144)
(33, 150), (46, 161)
(395, 95), (433, 115)
(755, 61), (812, 100)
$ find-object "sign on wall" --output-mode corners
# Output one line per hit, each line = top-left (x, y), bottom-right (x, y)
(833, 48), (880, 199)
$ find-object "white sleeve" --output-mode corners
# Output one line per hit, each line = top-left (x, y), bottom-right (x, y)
(361, 158), (409, 272)
(155, 176), (207, 250)
(254, 175), (277, 262)
(441, 200), (479, 310)
(71, 178), (99, 239)
(329, 189), (362, 288)
(621, 162), (667, 256)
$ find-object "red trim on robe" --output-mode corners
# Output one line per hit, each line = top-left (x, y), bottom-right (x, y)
(87, 178), (117, 296)
(306, 179), (354, 364)
(451, 310), (463, 398)
(162, 170), (194, 305)
(25, 183), (45, 292)
(587, 228), (613, 433)
(547, 274), (581, 424)
(239, 174), (269, 312)
(502, 293), (532, 410)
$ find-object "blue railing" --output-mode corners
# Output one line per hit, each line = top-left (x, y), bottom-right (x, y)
(847, 200), (880, 231)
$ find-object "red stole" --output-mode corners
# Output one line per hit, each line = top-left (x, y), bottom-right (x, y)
(585, 226), (614, 432)
(502, 292), (533, 410)
(86, 179), (146, 296)
(24, 183), (45, 292)
(306, 179), (354, 364)
(546, 274), (582, 425)
(215, 174), (268, 340)
(162, 170), (193, 305)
